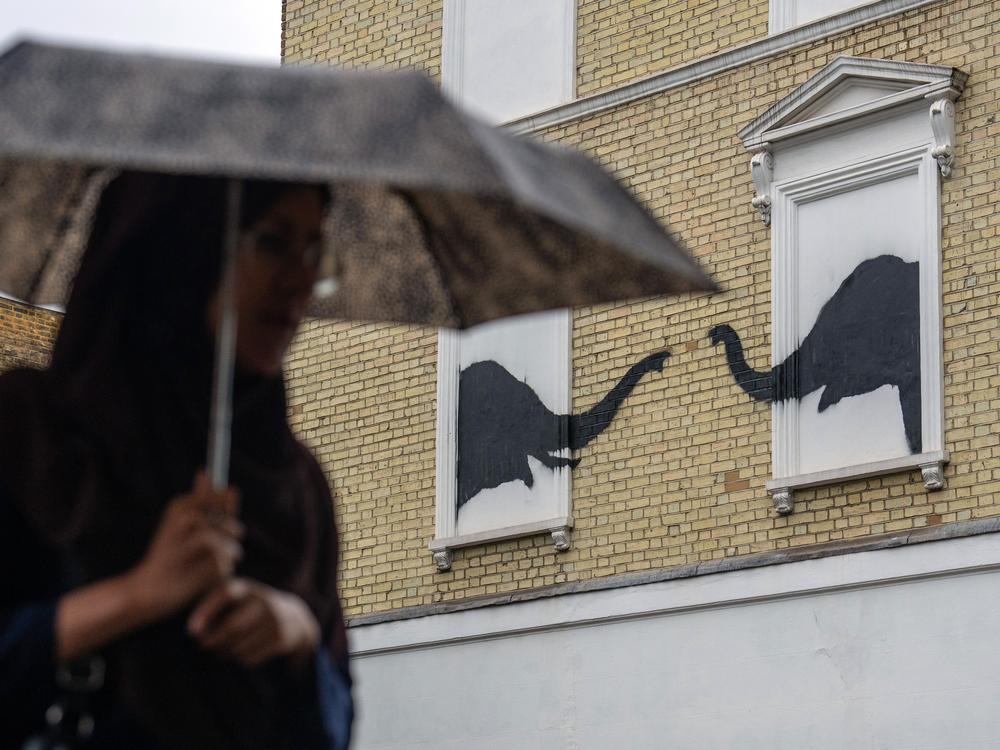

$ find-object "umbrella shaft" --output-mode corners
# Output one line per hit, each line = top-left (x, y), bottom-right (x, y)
(207, 179), (242, 491)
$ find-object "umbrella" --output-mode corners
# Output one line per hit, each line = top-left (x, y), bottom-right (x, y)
(0, 40), (716, 487)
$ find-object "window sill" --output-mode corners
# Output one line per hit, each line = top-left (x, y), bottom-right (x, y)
(765, 450), (949, 514)
(429, 516), (573, 571)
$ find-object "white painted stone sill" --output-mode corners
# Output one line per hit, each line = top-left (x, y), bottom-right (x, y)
(765, 450), (949, 492)
(430, 516), (573, 552)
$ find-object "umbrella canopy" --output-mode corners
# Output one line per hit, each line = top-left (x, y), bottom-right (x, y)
(0, 40), (715, 328)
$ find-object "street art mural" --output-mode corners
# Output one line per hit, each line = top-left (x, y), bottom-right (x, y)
(457, 350), (669, 515)
(709, 253), (922, 454)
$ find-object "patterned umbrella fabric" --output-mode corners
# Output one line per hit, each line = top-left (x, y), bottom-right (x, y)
(0, 40), (715, 328)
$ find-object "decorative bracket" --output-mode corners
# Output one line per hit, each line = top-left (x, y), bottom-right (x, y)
(771, 488), (794, 515)
(551, 526), (572, 552)
(920, 461), (946, 491)
(750, 150), (774, 226)
(433, 550), (453, 572)
(929, 98), (956, 178)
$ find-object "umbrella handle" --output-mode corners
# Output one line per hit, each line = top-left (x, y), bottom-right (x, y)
(207, 179), (242, 491)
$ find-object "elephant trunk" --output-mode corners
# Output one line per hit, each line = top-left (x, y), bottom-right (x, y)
(569, 351), (669, 450)
(708, 324), (773, 401)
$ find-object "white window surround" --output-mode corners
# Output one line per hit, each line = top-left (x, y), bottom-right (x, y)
(738, 57), (967, 514)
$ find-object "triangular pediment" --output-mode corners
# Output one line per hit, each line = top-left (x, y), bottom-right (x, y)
(788, 77), (911, 122)
(740, 57), (967, 150)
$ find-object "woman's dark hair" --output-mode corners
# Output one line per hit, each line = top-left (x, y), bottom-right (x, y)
(240, 179), (332, 230)
(48, 175), (331, 381)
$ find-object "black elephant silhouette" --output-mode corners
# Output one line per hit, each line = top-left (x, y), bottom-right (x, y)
(457, 351), (670, 511)
(709, 254), (921, 453)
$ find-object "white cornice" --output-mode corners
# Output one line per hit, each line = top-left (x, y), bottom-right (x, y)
(505, 0), (943, 135)
(739, 56), (968, 149)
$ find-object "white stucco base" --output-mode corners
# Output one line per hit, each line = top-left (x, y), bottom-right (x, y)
(349, 533), (1000, 749)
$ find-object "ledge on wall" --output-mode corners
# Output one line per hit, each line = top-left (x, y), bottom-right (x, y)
(429, 516), (573, 571)
(765, 450), (949, 493)
(505, 0), (945, 136)
(351, 516), (1000, 630)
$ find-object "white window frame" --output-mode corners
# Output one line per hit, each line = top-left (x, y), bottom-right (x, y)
(770, 148), (944, 485)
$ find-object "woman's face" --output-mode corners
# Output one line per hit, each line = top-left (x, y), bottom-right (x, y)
(209, 186), (325, 376)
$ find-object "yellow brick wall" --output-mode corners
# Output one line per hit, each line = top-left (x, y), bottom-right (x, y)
(0, 298), (59, 373)
(282, 0), (443, 77)
(287, 321), (439, 609)
(576, 0), (768, 96)
(285, 0), (999, 619)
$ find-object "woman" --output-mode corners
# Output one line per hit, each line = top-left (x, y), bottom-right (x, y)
(0, 172), (352, 748)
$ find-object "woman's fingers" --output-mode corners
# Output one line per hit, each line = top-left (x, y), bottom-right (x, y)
(196, 591), (267, 652)
(189, 579), (321, 667)
(211, 515), (245, 541)
(189, 469), (241, 518)
(210, 610), (270, 659)
(130, 480), (246, 622)
(192, 469), (211, 498)
(186, 591), (222, 638)
(188, 579), (247, 636)
(185, 528), (242, 565)
(227, 626), (278, 667)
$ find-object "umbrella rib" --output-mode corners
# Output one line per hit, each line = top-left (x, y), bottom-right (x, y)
(397, 190), (465, 329)
(23, 167), (96, 303)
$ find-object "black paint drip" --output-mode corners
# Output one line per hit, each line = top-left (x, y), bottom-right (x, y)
(709, 254), (921, 453)
(456, 351), (669, 511)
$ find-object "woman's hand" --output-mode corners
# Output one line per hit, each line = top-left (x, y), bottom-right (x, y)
(187, 578), (320, 667)
(56, 472), (243, 663)
(125, 471), (244, 622)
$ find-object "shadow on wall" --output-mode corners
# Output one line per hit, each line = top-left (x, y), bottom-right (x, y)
(708, 254), (921, 453)
(457, 350), (670, 511)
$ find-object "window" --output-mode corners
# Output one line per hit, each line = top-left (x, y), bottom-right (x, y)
(731, 57), (967, 513)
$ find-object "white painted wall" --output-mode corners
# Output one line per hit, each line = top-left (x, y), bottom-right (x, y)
(350, 533), (1000, 749)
